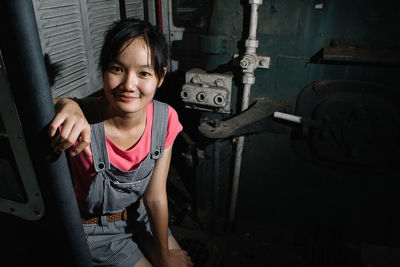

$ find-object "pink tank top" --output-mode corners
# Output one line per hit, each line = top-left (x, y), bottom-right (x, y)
(69, 101), (183, 205)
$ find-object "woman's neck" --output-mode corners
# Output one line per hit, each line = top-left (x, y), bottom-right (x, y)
(100, 97), (148, 150)
(100, 97), (147, 131)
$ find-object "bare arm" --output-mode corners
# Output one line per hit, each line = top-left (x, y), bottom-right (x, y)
(49, 98), (91, 157)
(143, 145), (193, 267)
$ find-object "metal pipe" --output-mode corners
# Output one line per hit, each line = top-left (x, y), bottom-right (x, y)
(274, 111), (302, 124)
(228, 82), (252, 227)
(248, 3), (260, 40)
(0, 1), (92, 266)
(212, 138), (221, 231)
(228, 0), (263, 228)
(228, 135), (245, 226)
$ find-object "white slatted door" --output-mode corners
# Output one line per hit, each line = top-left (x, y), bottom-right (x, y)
(32, 0), (120, 98)
(86, 0), (120, 91)
(125, 0), (144, 20)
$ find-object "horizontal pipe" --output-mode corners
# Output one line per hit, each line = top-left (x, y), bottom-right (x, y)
(273, 111), (302, 124)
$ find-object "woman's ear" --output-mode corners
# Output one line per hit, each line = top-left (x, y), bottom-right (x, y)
(157, 67), (167, 88)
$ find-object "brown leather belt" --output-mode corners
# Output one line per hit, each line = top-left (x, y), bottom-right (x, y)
(81, 209), (128, 224)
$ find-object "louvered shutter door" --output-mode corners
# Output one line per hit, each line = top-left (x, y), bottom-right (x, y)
(86, 0), (120, 94)
(32, 0), (120, 98)
(125, 0), (144, 20)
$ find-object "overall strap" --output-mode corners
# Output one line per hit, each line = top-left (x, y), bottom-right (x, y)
(150, 100), (168, 160)
(90, 122), (110, 172)
(78, 97), (110, 172)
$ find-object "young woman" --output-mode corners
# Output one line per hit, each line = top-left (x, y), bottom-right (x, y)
(49, 18), (193, 267)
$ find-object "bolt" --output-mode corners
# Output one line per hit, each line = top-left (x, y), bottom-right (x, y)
(240, 57), (251, 68)
(214, 79), (224, 87)
(191, 76), (201, 84)
(260, 59), (267, 67)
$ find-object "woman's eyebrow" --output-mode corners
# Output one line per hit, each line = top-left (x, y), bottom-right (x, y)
(110, 59), (152, 70)
(138, 64), (152, 69)
(110, 58), (124, 66)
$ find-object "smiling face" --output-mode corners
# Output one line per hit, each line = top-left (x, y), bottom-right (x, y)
(103, 37), (165, 117)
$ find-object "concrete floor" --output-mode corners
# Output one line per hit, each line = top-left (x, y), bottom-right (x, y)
(166, 166), (394, 267)
(171, 221), (367, 267)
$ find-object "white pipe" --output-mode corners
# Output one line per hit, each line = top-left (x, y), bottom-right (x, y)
(249, 3), (259, 39)
(273, 111), (302, 124)
(229, 135), (245, 224)
(241, 80), (253, 108)
(228, 82), (252, 225)
(228, 0), (262, 228)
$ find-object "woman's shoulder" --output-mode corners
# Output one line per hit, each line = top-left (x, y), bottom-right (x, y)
(149, 100), (182, 131)
(150, 100), (179, 120)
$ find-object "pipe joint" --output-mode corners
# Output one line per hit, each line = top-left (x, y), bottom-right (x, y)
(242, 73), (255, 85)
(234, 53), (270, 71)
(245, 39), (259, 49)
(249, 0), (263, 5)
(240, 53), (270, 73)
(239, 54), (256, 69)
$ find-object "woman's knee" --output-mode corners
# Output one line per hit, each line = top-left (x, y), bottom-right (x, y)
(168, 235), (181, 250)
(133, 256), (152, 267)
(134, 235), (182, 266)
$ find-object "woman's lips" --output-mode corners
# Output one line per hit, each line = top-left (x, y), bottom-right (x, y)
(114, 93), (139, 102)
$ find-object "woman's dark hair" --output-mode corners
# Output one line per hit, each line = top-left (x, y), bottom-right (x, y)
(99, 18), (168, 81)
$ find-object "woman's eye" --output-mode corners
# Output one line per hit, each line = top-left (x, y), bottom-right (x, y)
(110, 66), (123, 72)
(139, 71), (151, 77)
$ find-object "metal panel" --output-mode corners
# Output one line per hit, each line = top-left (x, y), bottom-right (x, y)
(0, 52), (45, 221)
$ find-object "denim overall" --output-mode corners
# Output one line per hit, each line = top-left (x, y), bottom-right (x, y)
(78, 98), (168, 267)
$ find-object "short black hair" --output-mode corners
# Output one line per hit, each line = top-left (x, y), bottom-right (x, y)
(99, 18), (168, 81)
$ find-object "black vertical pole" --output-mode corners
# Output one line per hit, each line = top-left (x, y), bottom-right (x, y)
(119, 0), (127, 20)
(0, 1), (92, 266)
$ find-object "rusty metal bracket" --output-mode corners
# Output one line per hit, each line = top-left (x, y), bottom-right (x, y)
(198, 98), (291, 139)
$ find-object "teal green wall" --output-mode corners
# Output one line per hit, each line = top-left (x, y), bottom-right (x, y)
(172, 0), (400, 244)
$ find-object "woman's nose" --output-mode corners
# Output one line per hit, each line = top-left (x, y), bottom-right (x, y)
(121, 73), (137, 91)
